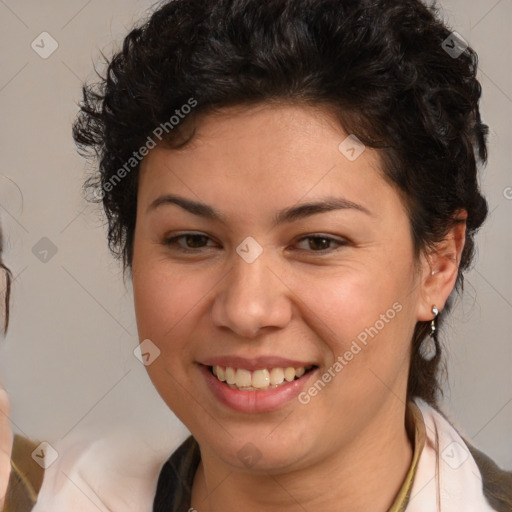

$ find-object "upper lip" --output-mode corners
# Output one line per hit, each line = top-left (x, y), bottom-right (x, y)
(200, 356), (317, 371)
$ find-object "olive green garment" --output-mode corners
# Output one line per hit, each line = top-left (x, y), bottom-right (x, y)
(4, 435), (44, 512)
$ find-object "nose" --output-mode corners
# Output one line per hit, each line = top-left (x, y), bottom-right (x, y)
(210, 249), (293, 338)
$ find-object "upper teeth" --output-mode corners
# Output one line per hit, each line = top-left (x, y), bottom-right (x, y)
(212, 365), (308, 390)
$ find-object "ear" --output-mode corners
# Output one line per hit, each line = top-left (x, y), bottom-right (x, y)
(416, 210), (467, 321)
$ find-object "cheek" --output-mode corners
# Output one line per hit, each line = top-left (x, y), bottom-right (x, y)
(296, 263), (411, 346)
(131, 261), (212, 422)
(292, 271), (415, 419)
(133, 263), (207, 340)
(290, 260), (417, 410)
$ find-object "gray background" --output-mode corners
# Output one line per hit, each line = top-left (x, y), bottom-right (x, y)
(0, 0), (510, 469)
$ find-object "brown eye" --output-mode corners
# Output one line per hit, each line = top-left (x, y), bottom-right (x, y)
(182, 234), (209, 248)
(162, 232), (217, 252)
(307, 237), (331, 251)
(294, 235), (348, 253)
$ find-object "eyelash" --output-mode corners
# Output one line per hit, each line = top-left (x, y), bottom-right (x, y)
(161, 232), (348, 255)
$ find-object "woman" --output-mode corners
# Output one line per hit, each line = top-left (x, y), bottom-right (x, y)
(0, 228), (45, 511)
(70, 0), (511, 510)
(0, 233), (13, 510)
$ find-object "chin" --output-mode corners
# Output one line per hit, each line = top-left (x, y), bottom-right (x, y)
(196, 422), (315, 474)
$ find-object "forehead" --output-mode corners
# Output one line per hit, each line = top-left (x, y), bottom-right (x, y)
(137, 103), (403, 223)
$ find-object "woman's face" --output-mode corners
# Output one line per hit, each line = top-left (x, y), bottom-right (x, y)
(132, 103), (434, 472)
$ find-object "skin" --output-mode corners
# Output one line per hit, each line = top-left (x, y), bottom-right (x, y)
(131, 103), (466, 512)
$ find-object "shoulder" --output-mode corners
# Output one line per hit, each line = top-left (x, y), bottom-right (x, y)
(4, 435), (45, 512)
(413, 398), (512, 512)
(464, 439), (512, 512)
(31, 426), (175, 512)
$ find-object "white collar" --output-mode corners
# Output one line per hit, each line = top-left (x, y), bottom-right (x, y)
(32, 400), (495, 512)
(407, 398), (494, 512)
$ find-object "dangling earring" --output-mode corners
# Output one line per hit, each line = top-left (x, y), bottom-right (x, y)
(430, 306), (439, 336)
(419, 305), (439, 361)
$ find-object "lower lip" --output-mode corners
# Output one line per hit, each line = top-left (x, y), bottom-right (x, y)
(199, 364), (317, 413)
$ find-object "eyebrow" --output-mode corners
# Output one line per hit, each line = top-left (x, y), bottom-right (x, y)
(147, 193), (372, 226)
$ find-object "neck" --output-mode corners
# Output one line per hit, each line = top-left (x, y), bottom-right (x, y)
(191, 400), (414, 512)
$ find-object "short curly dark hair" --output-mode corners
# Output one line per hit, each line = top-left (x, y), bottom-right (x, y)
(73, 0), (488, 407)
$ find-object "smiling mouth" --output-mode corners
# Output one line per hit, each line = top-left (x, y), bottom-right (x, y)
(209, 365), (316, 391)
